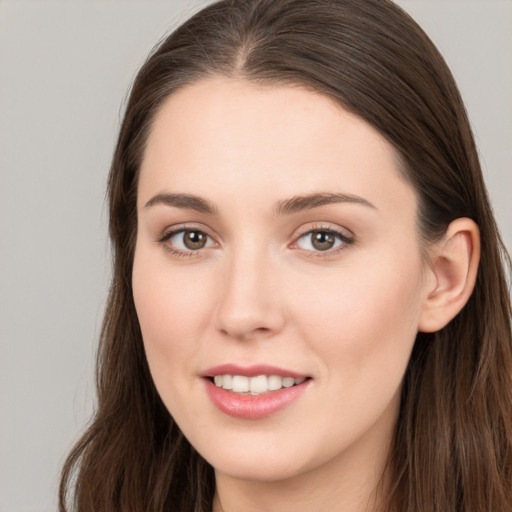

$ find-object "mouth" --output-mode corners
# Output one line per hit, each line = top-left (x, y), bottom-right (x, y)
(202, 365), (312, 419)
(209, 374), (308, 395)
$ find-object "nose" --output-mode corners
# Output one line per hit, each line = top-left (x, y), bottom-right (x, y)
(214, 247), (286, 341)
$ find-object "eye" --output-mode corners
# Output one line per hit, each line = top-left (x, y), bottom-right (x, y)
(163, 229), (215, 252)
(295, 228), (353, 252)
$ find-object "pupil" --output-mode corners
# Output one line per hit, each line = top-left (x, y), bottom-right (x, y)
(184, 231), (206, 250)
(312, 231), (335, 251)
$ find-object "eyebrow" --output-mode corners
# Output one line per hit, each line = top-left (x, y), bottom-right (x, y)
(274, 192), (376, 216)
(143, 191), (376, 216)
(144, 193), (217, 214)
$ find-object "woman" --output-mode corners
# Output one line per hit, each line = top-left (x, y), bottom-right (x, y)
(59, 0), (512, 511)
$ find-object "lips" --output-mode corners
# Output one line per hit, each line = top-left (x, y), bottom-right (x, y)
(202, 364), (311, 419)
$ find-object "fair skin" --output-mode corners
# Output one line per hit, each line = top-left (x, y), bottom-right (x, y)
(132, 77), (479, 512)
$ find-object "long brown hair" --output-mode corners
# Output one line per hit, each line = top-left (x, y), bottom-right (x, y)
(60, 1), (512, 510)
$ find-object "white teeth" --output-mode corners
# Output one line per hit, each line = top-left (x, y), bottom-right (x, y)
(267, 375), (282, 391)
(249, 375), (268, 394)
(222, 374), (233, 390)
(282, 377), (295, 388)
(232, 375), (249, 393)
(212, 374), (307, 394)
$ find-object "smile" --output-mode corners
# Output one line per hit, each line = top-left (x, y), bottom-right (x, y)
(212, 374), (306, 395)
(202, 365), (312, 419)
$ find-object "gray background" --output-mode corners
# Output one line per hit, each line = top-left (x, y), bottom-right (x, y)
(0, 1), (510, 511)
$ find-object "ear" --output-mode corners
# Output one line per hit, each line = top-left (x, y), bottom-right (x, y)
(418, 218), (480, 333)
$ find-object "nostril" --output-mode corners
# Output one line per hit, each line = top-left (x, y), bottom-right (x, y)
(218, 324), (273, 340)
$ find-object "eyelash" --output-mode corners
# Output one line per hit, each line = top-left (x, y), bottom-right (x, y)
(292, 225), (355, 256)
(157, 226), (215, 259)
(157, 224), (354, 259)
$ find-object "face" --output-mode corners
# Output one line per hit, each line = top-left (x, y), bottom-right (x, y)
(133, 77), (431, 485)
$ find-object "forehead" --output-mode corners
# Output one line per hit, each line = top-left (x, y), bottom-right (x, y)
(138, 77), (416, 221)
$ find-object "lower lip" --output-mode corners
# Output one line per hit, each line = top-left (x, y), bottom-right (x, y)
(204, 378), (310, 419)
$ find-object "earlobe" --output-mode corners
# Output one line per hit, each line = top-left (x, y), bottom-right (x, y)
(418, 218), (480, 333)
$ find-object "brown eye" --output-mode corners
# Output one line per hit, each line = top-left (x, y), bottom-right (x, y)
(183, 230), (207, 250)
(166, 229), (214, 252)
(296, 228), (352, 253)
(311, 231), (336, 251)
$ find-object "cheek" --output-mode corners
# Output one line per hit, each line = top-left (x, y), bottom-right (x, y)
(132, 246), (214, 390)
(291, 250), (425, 380)
(283, 253), (424, 459)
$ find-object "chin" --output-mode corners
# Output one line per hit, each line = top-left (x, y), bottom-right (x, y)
(193, 433), (324, 483)
(210, 456), (306, 483)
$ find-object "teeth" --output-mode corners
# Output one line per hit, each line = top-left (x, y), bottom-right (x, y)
(268, 375), (282, 391)
(221, 374), (233, 390)
(232, 375), (249, 393)
(282, 377), (295, 388)
(212, 374), (307, 395)
(249, 375), (268, 394)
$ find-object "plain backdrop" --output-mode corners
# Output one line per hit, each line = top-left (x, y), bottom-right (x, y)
(0, 1), (511, 511)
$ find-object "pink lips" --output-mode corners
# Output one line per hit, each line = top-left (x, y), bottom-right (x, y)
(202, 364), (311, 419)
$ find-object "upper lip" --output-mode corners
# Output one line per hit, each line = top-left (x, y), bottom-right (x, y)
(201, 364), (309, 379)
